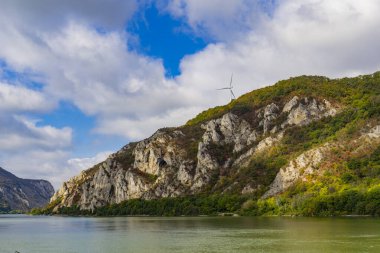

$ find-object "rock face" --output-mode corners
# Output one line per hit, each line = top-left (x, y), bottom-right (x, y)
(262, 124), (380, 198)
(51, 96), (340, 211)
(262, 145), (329, 198)
(0, 167), (54, 211)
(282, 96), (337, 126)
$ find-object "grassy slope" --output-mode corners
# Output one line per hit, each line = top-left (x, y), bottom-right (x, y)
(34, 72), (380, 216)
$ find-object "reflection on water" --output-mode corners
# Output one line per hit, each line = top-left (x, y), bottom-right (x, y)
(0, 215), (379, 253)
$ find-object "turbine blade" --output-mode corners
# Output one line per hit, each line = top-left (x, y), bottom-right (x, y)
(230, 89), (236, 99)
(230, 73), (233, 88)
(217, 87), (230, 90)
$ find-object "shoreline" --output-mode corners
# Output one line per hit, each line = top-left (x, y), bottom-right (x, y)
(23, 213), (377, 218)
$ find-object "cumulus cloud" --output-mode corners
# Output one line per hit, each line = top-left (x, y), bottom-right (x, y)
(2, 150), (68, 188)
(0, 0), (137, 30)
(164, 0), (276, 41)
(40, 22), (174, 118)
(0, 113), (109, 189)
(0, 82), (54, 112)
(67, 151), (113, 172)
(95, 106), (203, 139)
(0, 115), (74, 189)
(2, 149), (113, 189)
(0, 116), (72, 151)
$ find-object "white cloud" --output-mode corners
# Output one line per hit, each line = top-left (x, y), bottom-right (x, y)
(0, 82), (54, 112)
(164, 0), (275, 41)
(2, 149), (113, 189)
(0, 113), (109, 189)
(0, 116), (72, 151)
(95, 106), (203, 139)
(0, 115), (74, 189)
(0, 0), (137, 30)
(40, 22), (172, 117)
(2, 150), (68, 182)
(67, 151), (113, 172)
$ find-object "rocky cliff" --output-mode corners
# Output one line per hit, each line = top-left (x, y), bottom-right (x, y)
(51, 95), (339, 211)
(263, 124), (380, 198)
(48, 73), (380, 215)
(0, 167), (54, 212)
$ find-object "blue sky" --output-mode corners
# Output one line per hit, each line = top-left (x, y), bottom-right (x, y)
(128, 4), (208, 77)
(1, 0), (380, 188)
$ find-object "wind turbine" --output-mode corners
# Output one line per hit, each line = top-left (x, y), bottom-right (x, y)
(217, 74), (236, 101)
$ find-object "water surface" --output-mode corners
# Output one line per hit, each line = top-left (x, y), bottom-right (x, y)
(0, 215), (379, 253)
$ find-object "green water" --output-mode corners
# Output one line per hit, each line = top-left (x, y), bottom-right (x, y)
(0, 215), (379, 253)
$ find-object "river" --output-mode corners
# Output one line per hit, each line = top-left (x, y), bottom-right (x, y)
(0, 215), (379, 253)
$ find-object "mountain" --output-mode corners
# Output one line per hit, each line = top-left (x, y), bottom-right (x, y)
(44, 72), (380, 216)
(0, 167), (54, 212)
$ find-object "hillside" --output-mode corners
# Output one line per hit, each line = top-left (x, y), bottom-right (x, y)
(0, 167), (54, 212)
(38, 72), (380, 216)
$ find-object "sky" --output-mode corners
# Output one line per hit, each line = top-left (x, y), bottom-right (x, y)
(1, 0), (380, 189)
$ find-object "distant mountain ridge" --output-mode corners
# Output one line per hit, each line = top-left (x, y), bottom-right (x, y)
(43, 72), (380, 216)
(0, 167), (54, 212)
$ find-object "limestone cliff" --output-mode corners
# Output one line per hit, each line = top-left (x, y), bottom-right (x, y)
(263, 124), (380, 198)
(47, 72), (380, 214)
(51, 95), (339, 211)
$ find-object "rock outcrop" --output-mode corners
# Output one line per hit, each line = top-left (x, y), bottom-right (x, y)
(262, 145), (329, 198)
(0, 167), (54, 211)
(51, 96), (339, 211)
(263, 124), (380, 198)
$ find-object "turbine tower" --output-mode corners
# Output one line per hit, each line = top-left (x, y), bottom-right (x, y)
(217, 74), (236, 101)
